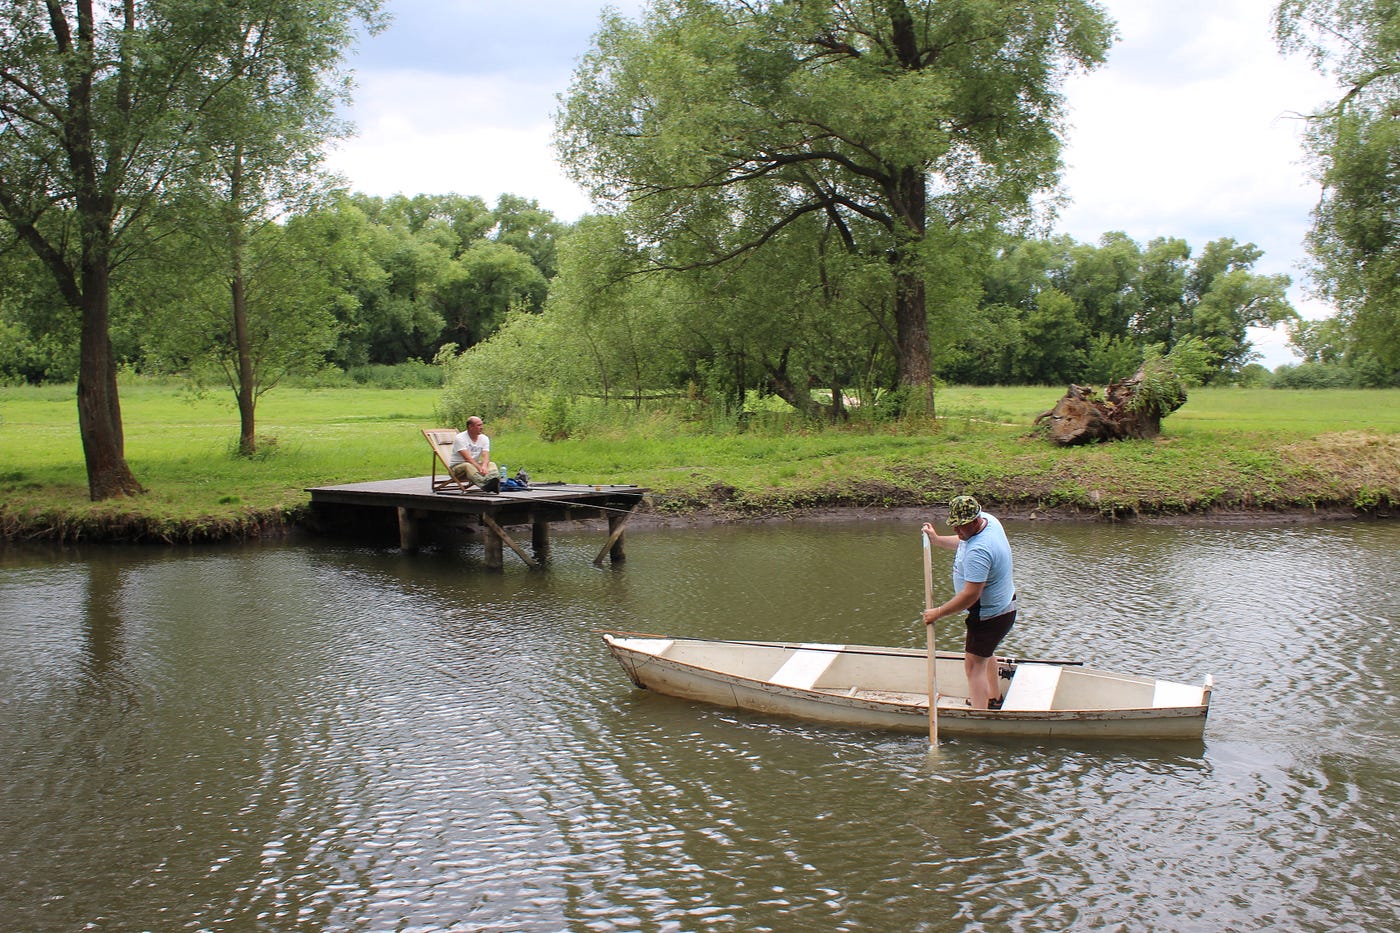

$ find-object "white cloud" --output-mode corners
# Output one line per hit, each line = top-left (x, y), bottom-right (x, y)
(1051, 0), (1341, 366)
(325, 70), (593, 214)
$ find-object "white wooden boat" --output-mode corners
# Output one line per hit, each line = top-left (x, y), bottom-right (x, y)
(602, 633), (1212, 740)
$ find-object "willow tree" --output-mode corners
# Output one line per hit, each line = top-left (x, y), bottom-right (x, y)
(556, 0), (1113, 414)
(0, 0), (380, 495)
(1275, 0), (1400, 377)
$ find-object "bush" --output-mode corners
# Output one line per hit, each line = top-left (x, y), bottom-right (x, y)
(1080, 334), (1143, 384)
(0, 319), (79, 384)
(283, 367), (353, 389)
(346, 361), (443, 389)
(536, 394), (575, 441)
(1349, 352), (1400, 388)
(1234, 363), (1274, 387)
(1271, 362), (1358, 389)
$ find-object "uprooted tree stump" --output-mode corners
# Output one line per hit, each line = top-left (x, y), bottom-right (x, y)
(1033, 366), (1187, 446)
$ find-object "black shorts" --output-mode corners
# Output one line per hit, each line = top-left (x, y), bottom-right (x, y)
(964, 605), (1016, 658)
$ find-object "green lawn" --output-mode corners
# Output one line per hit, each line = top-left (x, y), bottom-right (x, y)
(936, 385), (1400, 435)
(2, 381), (1397, 539)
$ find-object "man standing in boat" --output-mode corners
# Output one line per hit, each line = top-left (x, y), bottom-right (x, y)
(922, 495), (1017, 710)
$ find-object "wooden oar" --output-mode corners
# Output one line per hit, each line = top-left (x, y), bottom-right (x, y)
(922, 531), (938, 745)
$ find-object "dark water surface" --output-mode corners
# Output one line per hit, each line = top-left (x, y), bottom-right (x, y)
(2, 519), (1397, 932)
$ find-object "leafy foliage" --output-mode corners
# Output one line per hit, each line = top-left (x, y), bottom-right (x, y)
(1275, 0), (1400, 383)
(1126, 339), (1203, 421)
(556, 0), (1114, 411)
(0, 0), (385, 491)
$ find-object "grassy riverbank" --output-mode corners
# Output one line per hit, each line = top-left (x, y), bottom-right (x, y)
(2, 381), (1398, 542)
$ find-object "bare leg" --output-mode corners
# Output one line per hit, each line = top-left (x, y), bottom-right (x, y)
(965, 653), (995, 709)
(985, 655), (1002, 703)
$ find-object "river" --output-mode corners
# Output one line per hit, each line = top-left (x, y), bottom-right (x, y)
(2, 517), (1397, 932)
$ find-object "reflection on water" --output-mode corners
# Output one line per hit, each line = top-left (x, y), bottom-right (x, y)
(2, 519), (1398, 931)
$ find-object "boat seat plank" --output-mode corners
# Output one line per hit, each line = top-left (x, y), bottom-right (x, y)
(1001, 663), (1062, 711)
(771, 647), (842, 690)
(1152, 678), (1205, 709)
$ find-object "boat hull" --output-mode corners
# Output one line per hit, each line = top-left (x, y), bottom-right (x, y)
(603, 634), (1211, 740)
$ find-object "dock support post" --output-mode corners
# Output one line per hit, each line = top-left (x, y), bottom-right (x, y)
(532, 519), (550, 559)
(483, 521), (504, 571)
(594, 511), (632, 566)
(480, 515), (539, 569)
(608, 513), (626, 563)
(398, 507), (420, 552)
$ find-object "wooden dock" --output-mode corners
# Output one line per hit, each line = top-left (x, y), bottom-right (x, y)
(306, 477), (649, 570)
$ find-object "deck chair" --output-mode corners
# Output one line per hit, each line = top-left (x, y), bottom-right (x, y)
(423, 428), (480, 495)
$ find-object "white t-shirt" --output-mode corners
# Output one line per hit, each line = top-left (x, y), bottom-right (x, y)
(449, 430), (489, 467)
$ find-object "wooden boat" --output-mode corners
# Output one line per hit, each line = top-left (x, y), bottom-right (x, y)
(601, 633), (1212, 740)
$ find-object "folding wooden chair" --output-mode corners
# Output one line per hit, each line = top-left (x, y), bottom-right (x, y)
(423, 428), (479, 494)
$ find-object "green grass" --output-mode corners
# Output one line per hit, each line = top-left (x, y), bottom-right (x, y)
(2, 381), (1397, 540)
(937, 385), (1400, 434)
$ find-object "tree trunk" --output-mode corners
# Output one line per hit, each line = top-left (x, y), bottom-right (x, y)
(886, 12), (936, 418)
(232, 271), (257, 456)
(68, 0), (142, 500)
(828, 380), (849, 423)
(892, 265), (935, 416)
(762, 348), (820, 418)
(229, 145), (258, 457)
(77, 263), (144, 500)
(890, 160), (935, 417)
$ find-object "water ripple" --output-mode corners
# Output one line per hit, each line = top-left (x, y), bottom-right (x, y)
(2, 523), (1399, 931)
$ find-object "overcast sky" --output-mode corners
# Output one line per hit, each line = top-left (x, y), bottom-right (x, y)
(325, 0), (1341, 367)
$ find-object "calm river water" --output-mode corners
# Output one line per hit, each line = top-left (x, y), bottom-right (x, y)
(2, 517), (1398, 932)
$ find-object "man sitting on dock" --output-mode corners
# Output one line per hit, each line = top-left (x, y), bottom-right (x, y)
(448, 416), (500, 493)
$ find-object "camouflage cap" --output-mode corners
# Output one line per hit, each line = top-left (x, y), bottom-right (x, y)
(948, 495), (982, 526)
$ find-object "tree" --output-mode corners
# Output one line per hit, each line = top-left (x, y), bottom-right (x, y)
(1129, 237), (1191, 348)
(1287, 315), (1348, 364)
(1059, 231), (1143, 337)
(557, 0), (1113, 414)
(167, 0), (385, 455)
(135, 200), (376, 425)
(340, 192), (565, 365)
(1129, 237), (1295, 379)
(439, 240), (548, 348)
(1275, 0), (1400, 379)
(350, 220), (452, 366)
(1015, 288), (1087, 384)
(136, 217), (347, 411)
(1180, 239), (1296, 377)
(489, 193), (566, 282)
(0, 240), (78, 383)
(0, 0), (381, 495)
(439, 215), (691, 420)
(964, 231), (1290, 385)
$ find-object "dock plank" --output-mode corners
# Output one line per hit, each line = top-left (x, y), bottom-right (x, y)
(308, 477), (646, 520)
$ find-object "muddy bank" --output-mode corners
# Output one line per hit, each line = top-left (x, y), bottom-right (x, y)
(1, 491), (1391, 546)
(622, 500), (1388, 529)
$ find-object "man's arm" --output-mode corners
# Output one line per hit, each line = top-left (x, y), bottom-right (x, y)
(923, 580), (985, 624)
(921, 521), (960, 551)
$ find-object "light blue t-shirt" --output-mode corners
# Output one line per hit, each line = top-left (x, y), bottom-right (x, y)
(952, 513), (1016, 618)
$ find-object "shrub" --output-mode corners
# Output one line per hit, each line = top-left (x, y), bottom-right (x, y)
(1271, 362), (1357, 389)
(346, 361), (443, 389)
